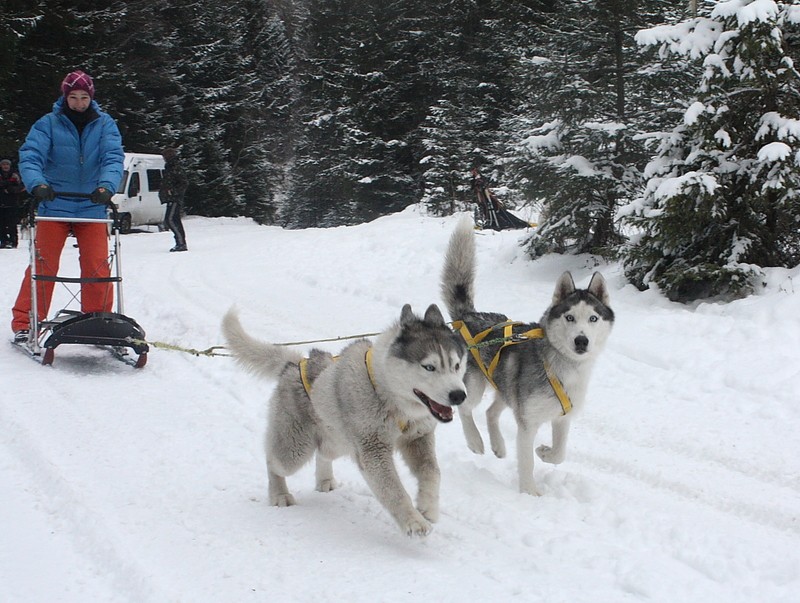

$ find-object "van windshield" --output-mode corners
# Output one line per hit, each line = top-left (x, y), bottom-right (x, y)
(117, 171), (129, 194)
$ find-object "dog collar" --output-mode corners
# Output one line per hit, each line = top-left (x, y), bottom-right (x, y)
(452, 320), (572, 415)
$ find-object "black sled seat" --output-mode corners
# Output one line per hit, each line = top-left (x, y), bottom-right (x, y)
(40, 311), (149, 366)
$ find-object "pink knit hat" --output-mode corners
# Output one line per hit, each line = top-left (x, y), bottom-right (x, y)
(61, 70), (95, 99)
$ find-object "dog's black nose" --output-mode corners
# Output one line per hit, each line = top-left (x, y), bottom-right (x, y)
(449, 390), (467, 405)
(574, 335), (589, 353)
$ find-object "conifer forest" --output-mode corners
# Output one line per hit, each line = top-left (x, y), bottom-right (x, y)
(1, 1), (799, 301)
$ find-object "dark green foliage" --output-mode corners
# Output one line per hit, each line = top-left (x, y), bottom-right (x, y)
(502, 0), (685, 257)
(621, 2), (800, 302)
(287, 0), (440, 227)
(418, 1), (518, 216)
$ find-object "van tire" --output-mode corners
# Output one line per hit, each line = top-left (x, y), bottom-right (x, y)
(119, 213), (132, 234)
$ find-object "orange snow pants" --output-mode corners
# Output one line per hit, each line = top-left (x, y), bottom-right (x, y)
(11, 220), (113, 332)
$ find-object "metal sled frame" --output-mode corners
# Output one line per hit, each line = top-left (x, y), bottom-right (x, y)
(24, 195), (148, 367)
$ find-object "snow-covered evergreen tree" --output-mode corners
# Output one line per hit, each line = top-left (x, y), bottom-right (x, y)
(288, 0), (432, 227)
(229, 4), (296, 225)
(418, 1), (514, 216)
(621, 0), (800, 302)
(503, 0), (684, 256)
(0, 2), (39, 150)
(166, 0), (293, 220)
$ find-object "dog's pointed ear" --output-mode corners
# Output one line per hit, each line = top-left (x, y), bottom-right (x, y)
(423, 303), (445, 326)
(400, 304), (415, 325)
(553, 272), (576, 304)
(587, 272), (610, 305)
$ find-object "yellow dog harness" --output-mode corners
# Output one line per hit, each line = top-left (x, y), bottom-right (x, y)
(451, 320), (572, 415)
(299, 349), (409, 431)
(298, 358), (315, 397)
(298, 349), (381, 395)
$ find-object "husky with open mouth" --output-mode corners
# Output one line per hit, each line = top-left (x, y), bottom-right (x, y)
(222, 303), (467, 537)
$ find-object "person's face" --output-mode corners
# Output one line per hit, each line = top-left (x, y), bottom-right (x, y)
(0, 164), (10, 173)
(66, 90), (92, 112)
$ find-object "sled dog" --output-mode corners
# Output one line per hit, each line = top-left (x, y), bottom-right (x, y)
(440, 217), (614, 495)
(222, 304), (467, 537)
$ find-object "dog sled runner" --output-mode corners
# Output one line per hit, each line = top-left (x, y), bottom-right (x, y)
(14, 192), (149, 368)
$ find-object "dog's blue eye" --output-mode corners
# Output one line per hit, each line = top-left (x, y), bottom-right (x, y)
(423, 364), (435, 372)
(590, 315), (598, 323)
(566, 315), (575, 322)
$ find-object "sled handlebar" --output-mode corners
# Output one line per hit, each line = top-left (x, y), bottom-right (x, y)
(27, 190), (120, 227)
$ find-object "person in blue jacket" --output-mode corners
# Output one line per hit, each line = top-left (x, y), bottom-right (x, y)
(10, 70), (124, 343)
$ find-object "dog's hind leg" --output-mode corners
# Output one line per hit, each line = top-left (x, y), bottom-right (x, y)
(265, 411), (316, 507)
(315, 454), (338, 492)
(266, 434), (311, 506)
(458, 373), (488, 454)
(399, 433), (440, 523)
(486, 395), (507, 458)
(516, 422), (542, 496)
(267, 466), (296, 507)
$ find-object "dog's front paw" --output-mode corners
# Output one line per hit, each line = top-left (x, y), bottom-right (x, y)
(466, 435), (485, 455)
(271, 493), (297, 507)
(461, 419), (485, 454)
(536, 444), (565, 465)
(402, 511), (433, 537)
(518, 480), (542, 497)
(491, 439), (506, 459)
(315, 478), (338, 493)
(417, 500), (439, 523)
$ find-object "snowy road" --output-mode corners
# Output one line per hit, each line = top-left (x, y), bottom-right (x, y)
(2, 209), (798, 602)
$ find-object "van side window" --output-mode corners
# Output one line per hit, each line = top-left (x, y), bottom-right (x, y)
(146, 169), (163, 192)
(128, 172), (140, 197)
(117, 171), (129, 194)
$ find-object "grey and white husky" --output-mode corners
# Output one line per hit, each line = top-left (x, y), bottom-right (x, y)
(440, 217), (614, 495)
(222, 304), (467, 537)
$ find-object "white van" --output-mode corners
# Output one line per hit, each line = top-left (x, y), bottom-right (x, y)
(113, 153), (166, 233)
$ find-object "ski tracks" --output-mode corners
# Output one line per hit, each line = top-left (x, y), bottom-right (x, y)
(0, 399), (159, 602)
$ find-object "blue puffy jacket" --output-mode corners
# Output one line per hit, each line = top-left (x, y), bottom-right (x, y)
(18, 97), (124, 219)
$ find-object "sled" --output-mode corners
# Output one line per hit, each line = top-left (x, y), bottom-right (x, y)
(15, 192), (149, 368)
(470, 169), (532, 231)
(473, 201), (534, 232)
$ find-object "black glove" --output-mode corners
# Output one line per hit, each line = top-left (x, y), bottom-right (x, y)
(32, 184), (55, 201)
(91, 187), (114, 205)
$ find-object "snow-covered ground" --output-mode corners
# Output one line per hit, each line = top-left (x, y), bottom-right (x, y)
(1, 207), (798, 602)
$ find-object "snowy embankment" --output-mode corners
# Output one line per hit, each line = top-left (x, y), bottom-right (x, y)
(1, 207), (798, 602)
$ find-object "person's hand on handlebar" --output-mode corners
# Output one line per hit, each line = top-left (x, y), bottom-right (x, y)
(32, 184), (55, 201)
(91, 187), (114, 205)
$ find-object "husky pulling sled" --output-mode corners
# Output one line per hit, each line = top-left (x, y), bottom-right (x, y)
(15, 192), (148, 368)
(440, 217), (614, 495)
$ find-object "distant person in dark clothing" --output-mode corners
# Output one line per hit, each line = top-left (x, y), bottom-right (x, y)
(160, 147), (188, 252)
(470, 167), (497, 226)
(469, 167), (530, 231)
(0, 159), (23, 248)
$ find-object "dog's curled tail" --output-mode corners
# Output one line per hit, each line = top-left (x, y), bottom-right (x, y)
(222, 308), (304, 380)
(440, 215), (477, 319)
